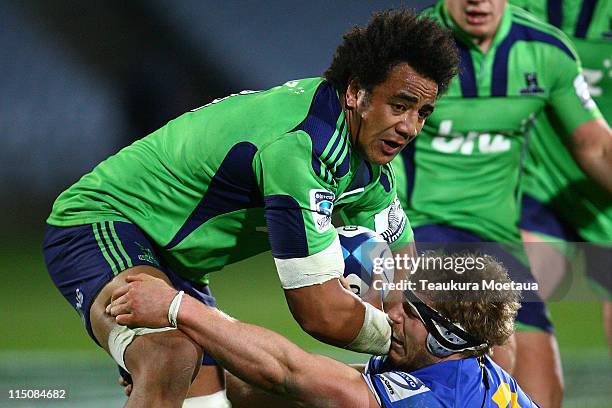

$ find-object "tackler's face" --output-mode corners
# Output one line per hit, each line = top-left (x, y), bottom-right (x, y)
(445, 0), (506, 42)
(344, 63), (437, 166)
(386, 300), (437, 371)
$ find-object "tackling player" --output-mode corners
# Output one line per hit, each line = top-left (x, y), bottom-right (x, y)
(391, 1), (611, 406)
(107, 253), (539, 408)
(510, 0), (612, 350)
(42, 9), (458, 408)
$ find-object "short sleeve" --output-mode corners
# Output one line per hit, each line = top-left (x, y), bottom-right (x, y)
(547, 40), (602, 134)
(256, 133), (344, 288)
(340, 164), (414, 250)
(257, 132), (338, 258)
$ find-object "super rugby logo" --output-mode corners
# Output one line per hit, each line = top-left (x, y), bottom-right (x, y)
(309, 189), (335, 233)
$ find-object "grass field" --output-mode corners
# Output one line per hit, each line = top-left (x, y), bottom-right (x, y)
(1, 232), (610, 407)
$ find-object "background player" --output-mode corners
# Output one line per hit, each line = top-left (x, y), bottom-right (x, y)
(510, 0), (612, 350)
(391, 1), (611, 406)
(43, 9), (458, 407)
(108, 253), (539, 408)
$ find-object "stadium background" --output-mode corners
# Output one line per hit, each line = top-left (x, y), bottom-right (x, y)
(0, 1), (608, 406)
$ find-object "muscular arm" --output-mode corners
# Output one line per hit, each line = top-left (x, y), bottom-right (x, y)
(225, 371), (303, 408)
(571, 118), (612, 194)
(284, 279), (366, 347)
(285, 241), (416, 351)
(108, 275), (378, 408)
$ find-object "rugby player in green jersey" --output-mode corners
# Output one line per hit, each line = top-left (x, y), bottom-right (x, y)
(392, 1), (611, 407)
(43, 10), (458, 407)
(510, 0), (612, 352)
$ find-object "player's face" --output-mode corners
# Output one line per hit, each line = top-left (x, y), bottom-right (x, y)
(344, 63), (438, 165)
(386, 301), (438, 371)
(445, 0), (506, 42)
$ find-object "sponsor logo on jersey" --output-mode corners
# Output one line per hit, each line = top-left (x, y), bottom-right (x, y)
(519, 72), (545, 95)
(381, 376), (395, 395)
(374, 196), (406, 244)
(583, 67), (605, 97)
(431, 120), (511, 155)
(396, 372), (423, 391)
(309, 189), (335, 233)
(573, 74), (596, 110)
(135, 242), (160, 266)
(376, 372), (428, 402)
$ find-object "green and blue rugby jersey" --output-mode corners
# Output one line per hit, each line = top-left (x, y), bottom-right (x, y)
(511, 0), (612, 243)
(48, 78), (412, 284)
(393, 2), (600, 243)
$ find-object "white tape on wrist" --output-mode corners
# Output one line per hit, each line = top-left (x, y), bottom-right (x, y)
(346, 302), (392, 355)
(168, 290), (185, 328)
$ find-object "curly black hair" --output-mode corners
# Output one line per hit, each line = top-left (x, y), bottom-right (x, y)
(325, 9), (458, 97)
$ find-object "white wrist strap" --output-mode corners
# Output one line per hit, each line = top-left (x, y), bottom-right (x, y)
(168, 290), (185, 328)
(346, 302), (392, 355)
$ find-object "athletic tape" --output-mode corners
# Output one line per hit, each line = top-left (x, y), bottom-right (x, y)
(108, 325), (176, 372)
(168, 290), (185, 328)
(347, 302), (392, 355)
(274, 236), (343, 289)
(182, 390), (232, 407)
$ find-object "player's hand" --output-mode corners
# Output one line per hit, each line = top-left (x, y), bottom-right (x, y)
(118, 376), (132, 397)
(106, 273), (178, 328)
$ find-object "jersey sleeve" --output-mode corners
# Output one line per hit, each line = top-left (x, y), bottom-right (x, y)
(256, 133), (343, 288)
(547, 37), (602, 136)
(362, 371), (442, 408)
(339, 163), (413, 251)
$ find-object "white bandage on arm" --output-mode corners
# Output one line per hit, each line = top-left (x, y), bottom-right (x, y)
(274, 235), (343, 289)
(183, 390), (232, 407)
(108, 325), (176, 372)
(346, 302), (392, 355)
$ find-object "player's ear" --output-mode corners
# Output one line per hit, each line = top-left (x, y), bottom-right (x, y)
(345, 80), (361, 110)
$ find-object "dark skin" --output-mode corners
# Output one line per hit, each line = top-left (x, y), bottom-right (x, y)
(284, 63), (436, 346)
(343, 63), (438, 166)
(115, 63), (437, 399)
(90, 265), (224, 407)
(107, 274), (461, 408)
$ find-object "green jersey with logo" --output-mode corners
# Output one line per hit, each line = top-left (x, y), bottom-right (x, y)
(510, 0), (612, 243)
(392, 2), (600, 243)
(48, 78), (412, 284)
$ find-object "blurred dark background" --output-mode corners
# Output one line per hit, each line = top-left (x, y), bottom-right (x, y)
(0, 0), (434, 234)
(1, 2), (608, 406)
